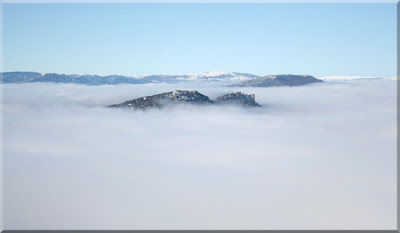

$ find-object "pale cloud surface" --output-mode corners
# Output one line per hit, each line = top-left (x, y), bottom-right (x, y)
(320, 76), (397, 81)
(2, 80), (397, 229)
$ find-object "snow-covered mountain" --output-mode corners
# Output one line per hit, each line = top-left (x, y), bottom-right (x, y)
(192, 71), (259, 82)
(0, 71), (259, 85)
(134, 71), (259, 83)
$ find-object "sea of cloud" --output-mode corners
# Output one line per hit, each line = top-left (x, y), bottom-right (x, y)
(1, 79), (397, 229)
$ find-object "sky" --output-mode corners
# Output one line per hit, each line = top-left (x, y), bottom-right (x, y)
(3, 3), (397, 77)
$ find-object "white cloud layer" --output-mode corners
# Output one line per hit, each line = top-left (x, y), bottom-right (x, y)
(320, 75), (397, 81)
(2, 80), (397, 229)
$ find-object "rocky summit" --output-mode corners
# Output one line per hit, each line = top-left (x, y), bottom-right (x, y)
(108, 90), (261, 110)
(109, 90), (213, 110)
(215, 92), (260, 107)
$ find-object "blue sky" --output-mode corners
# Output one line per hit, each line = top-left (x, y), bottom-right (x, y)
(3, 3), (397, 77)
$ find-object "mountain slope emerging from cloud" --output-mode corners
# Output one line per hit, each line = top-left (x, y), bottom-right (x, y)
(230, 74), (323, 87)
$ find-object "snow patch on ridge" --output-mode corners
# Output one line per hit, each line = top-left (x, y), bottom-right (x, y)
(199, 71), (235, 77)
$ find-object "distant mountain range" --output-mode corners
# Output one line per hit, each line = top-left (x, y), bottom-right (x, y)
(0, 71), (259, 85)
(2, 71), (393, 86)
(109, 90), (261, 110)
(0, 71), (325, 87)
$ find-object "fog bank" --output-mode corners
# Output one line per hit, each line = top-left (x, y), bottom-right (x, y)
(2, 80), (397, 229)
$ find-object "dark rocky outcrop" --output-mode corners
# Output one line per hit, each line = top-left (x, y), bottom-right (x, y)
(108, 90), (214, 110)
(215, 92), (260, 107)
(108, 90), (261, 110)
